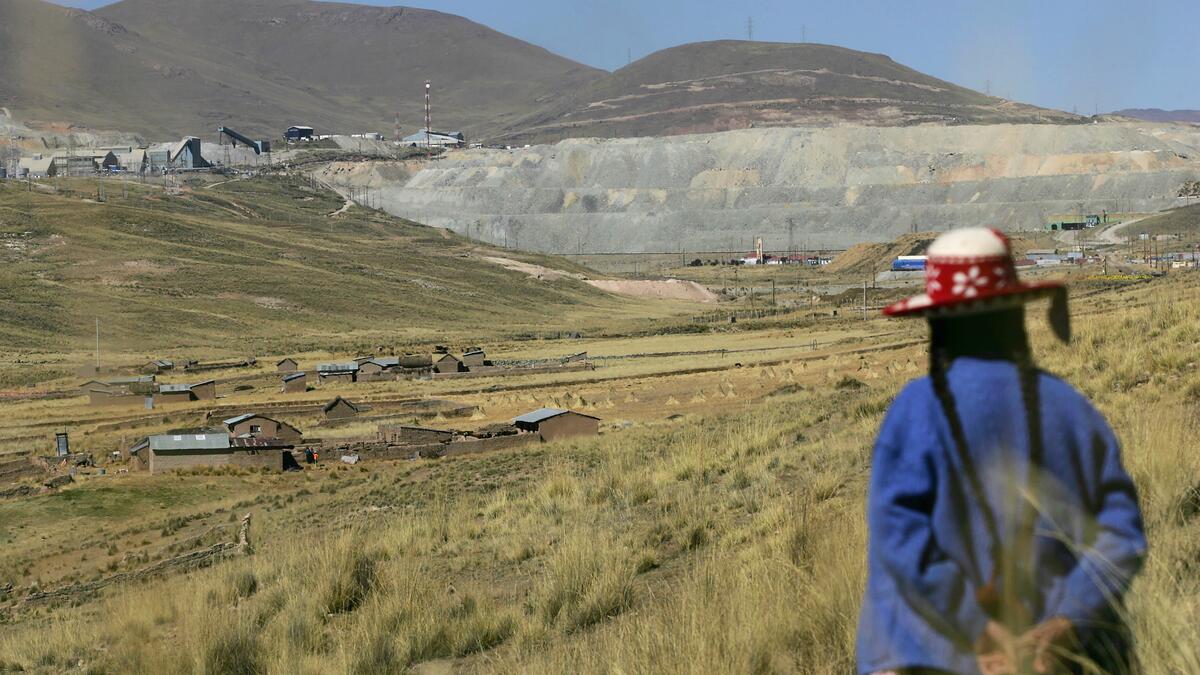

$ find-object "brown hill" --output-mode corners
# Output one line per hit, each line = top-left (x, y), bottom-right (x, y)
(1112, 109), (1200, 124)
(0, 0), (602, 139)
(494, 41), (1082, 144)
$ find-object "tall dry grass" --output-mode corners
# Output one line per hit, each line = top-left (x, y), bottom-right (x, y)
(3, 279), (1200, 673)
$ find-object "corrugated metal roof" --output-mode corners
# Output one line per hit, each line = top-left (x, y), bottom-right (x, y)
(368, 357), (401, 367)
(318, 362), (359, 372)
(463, 350), (485, 357)
(323, 396), (360, 413)
(514, 408), (600, 424)
(514, 408), (567, 424)
(282, 372), (306, 382)
(148, 433), (230, 451)
(223, 413), (257, 426)
(158, 384), (193, 393)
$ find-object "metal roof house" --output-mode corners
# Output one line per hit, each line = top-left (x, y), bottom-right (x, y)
(277, 357), (299, 372)
(130, 432), (291, 474)
(280, 371), (307, 394)
(513, 408), (600, 442)
(156, 379), (216, 404)
(317, 362), (359, 383)
(222, 413), (302, 441)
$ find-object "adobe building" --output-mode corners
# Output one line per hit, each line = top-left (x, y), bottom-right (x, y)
(323, 396), (362, 420)
(434, 353), (464, 374)
(513, 409), (600, 442)
(358, 357), (400, 380)
(462, 349), (488, 368)
(156, 380), (216, 404)
(281, 372), (307, 394)
(380, 425), (456, 445)
(317, 362), (359, 384)
(156, 383), (197, 405)
(129, 432), (291, 474)
(277, 358), (299, 373)
(222, 414), (302, 442)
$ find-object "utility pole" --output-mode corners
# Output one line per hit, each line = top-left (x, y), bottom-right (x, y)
(94, 318), (100, 372)
(424, 80), (432, 148)
(771, 279), (776, 306)
(801, 24), (806, 42)
(862, 281), (868, 321)
(747, 16), (753, 41)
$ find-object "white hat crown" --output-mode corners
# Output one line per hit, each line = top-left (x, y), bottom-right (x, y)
(927, 228), (1010, 259)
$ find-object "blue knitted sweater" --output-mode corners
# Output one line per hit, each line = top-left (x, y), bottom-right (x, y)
(856, 357), (1146, 674)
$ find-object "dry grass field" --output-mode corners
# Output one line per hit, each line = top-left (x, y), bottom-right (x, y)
(1, 176), (1199, 673)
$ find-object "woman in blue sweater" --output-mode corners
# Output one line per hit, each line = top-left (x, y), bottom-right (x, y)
(856, 228), (1146, 675)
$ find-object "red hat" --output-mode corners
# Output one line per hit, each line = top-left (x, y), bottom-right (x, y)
(883, 228), (1070, 339)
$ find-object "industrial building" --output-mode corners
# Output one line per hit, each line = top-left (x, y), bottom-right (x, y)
(146, 137), (208, 172)
(402, 129), (466, 148)
(285, 126), (315, 142)
(513, 408), (600, 442)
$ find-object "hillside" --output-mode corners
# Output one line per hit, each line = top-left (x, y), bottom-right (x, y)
(0, 175), (657, 385)
(494, 41), (1082, 144)
(1113, 109), (1200, 124)
(0, 0), (602, 139)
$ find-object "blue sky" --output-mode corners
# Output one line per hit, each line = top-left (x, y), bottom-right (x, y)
(52, 0), (1199, 113)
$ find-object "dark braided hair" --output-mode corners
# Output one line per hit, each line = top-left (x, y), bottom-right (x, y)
(928, 307), (1042, 629)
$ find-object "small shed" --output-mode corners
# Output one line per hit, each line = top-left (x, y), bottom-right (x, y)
(323, 396), (362, 420)
(434, 353), (464, 374)
(277, 358), (299, 373)
(462, 349), (487, 368)
(513, 408), (600, 442)
(223, 414), (302, 442)
(190, 380), (217, 401)
(281, 371), (307, 394)
(144, 359), (175, 374)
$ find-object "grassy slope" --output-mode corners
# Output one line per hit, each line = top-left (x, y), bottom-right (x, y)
(1130, 202), (1200, 237)
(1, 274), (1199, 672)
(0, 176), (673, 385)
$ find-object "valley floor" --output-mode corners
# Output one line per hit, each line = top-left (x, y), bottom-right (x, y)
(1, 250), (1199, 672)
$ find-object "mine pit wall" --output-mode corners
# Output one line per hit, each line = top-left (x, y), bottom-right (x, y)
(320, 123), (1200, 253)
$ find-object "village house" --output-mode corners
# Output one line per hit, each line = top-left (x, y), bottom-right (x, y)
(323, 396), (362, 420)
(155, 380), (216, 404)
(276, 358), (299, 373)
(317, 362), (359, 384)
(143, 359), (175, 374)
(222, 414), (302, 442)
(129, 433), (293, 474)
(280, 372), (307, 394)
(462, 349), (488, 368)
(434, 353), (465, 374)
(81, 375), (156, 397)
(513, 408), (601, 442)
(358, 357), (401, 380)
